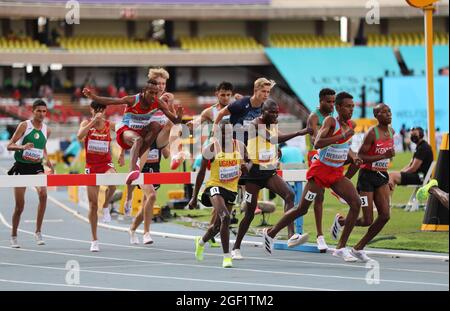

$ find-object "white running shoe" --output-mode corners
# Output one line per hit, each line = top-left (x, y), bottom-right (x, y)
(287, 233), (309, 248)
(316, 235), (328, 252)
(350, 248), (372, 262)
(90, 240), (100, 252)
(129, 229), (140, 245)
(231, 249), (243, 260)
(143, 232), (154, 245)
(262, 228), (274, 255)
(330, 213), (344, 240)
(124, 200), (132, 217)
(10, 236), (20, 248)
(333, 248), (358, 262)
(102, 208), (111, 223)
(34, 232), (45, 246)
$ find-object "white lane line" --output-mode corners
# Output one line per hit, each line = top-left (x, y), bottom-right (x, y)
(0, 209), (447, 277)
(24, 219), (64, 223)
(0, 261), (335, 291)
(0, 245), (447, 288)
(0, 278), (135, 291)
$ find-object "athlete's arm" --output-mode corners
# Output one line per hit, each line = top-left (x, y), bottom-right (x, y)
(77, 114), (103, 141)
(157, 96), (183, 124)
(269, 128), (313, 144)
(43, 128), (54, 174)
(307, 113), (319, 142)
(314, 117), (353, 149)
(402, 158), (422, 173)
(213, 106), (231, 126)
(6, 122), (31, 151)
(83, 88), (134, 106)
(237, 141), (250, 175)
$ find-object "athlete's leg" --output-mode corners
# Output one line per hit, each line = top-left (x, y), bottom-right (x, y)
(353, 184), (391, 250)
(87, 185), (100, 241)
(330, 178), (361, 249)
(232, 182), (261, 251)
(131, 184), (156, 234)
(339, 191), (374, 227)
(35, 185), (48, 234)
(102, 168), (117, 209)
(313, 189), (325, 236)
(265, 175), (296, 238)
(12, 187), (26, 237)
(121, 130), (144, 173)
(267, 179), (320, 238)
(202, 196), (231, 254)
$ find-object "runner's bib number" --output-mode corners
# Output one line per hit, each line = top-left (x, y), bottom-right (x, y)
(87, 139), (109, 154)
(372, 159), (389, 171)
(129, 116), (151, 130)
(147, 149), (160, 163)
(219, 165), (239, 182)
(323, 147), (348, 163)
(22, 148), (44, 162)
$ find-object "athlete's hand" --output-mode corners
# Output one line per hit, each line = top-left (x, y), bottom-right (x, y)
(118, 153), (125, 167)
(175, 105), (184, 123)
(234, 93), (244, 101)
(82, 88), (94, 99)
(342, 128), (355, 139)
(93, 112), (103, 122)
(353, 156), (363, 166)
(385, 149), (395, 159)
(162, 92), (175, 103)
(299, 128), (314, 136)
(22, 142), (34, 150)
(186, 198), (197, 210)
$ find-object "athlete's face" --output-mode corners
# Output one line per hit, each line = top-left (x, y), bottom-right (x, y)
(153, 76), (167, 96)
(263, 104), (279, 124)
(336, 98), (354, 121)
(375, 105), (392, 126)
(143, 84), (159, 103)
(216, 89), (233, 107)
(320, 95), (335, 114)
(254, 85), (271, 103)
(33, 105), (47, 122)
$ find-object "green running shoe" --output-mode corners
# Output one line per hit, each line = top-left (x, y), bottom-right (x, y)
(209, 238), (221, 248)
(222, 257), (233, 268)
(195, 236), (205, 261)
(416, 179), (439, 202)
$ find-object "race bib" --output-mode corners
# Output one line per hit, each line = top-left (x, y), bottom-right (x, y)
(87, 139), (109, 154)
(129, 115), (150, 130)
(372, 159), (389, 171)
(258, 149), (275, 163)
(22, 148), (44, 162)
(323, 147), (348, 164)
(219, 165), (239, 182)
(147, 149), (160, 163)
(150, 114), (168, 126)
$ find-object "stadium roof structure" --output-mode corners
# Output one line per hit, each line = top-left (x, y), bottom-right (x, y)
(0, 0), (448, 20)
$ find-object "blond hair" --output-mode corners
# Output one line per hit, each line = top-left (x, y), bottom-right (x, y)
(148, 67), (170, 80)
(254, 77), (276, 90)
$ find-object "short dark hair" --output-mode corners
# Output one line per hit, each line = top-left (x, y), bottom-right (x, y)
(335, 92), (353, 106)
(262, 99), (278, 112)
(411, 126), (425, 138)
(319, 88), (336, 100)
(90, 101), (106, 112)
(32, 99), (47, 111)
(216, 81), (233, 92)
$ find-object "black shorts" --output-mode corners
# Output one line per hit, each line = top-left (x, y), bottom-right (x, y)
(243, 164), (277, 189)
(7, 162), (44, 176)
(201, 186), (237, 207)
(139, 163), (160, 191)
(400, 172), (423, 186)
(357, 169), (389, 192)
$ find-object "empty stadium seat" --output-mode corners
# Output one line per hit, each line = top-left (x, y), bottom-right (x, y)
(0, 36), (48, 52)
(58, 35), (168, 52)
(179, 35), (263, 51)
(367, 32), (449, 47)
(269, 34), (351, 48)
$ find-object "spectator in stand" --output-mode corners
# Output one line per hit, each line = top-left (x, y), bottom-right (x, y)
(107, 84), (118, 97)
(117, 87), (127, 98)
(12, 89), (24, 107)
(72, 87), (82, 103)
(62, 135), (82, 168)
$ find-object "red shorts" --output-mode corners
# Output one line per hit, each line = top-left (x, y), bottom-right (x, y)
(306, 160), (345, 188)
(85, 162), (115, 174)
(116, 126), (141, 150)
(307, 150), (319, 167)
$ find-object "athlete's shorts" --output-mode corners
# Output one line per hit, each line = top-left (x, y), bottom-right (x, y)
(400, 172), (423, 186)
(116, 126), (140, 150)
(306, 160), (345, 189)
(243, 164), (277, 189)
(201, 186), (237, 207)
(7, 162), (44, 175)
(85, 162), (115, 174)
(140, 163), (160, 190)
(307, 150), (319, 167)
(357, 169), (389, 192)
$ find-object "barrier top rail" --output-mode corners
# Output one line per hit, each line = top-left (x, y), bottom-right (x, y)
(0, 170), (307, 188)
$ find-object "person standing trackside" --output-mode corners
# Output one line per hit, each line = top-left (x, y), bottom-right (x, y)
(7, 99), (54, 248)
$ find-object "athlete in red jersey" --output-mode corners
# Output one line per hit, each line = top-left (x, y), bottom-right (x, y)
(82, 79), (183, 185)
(335, 103), (395, 262)
(77, 102), (119, 252)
